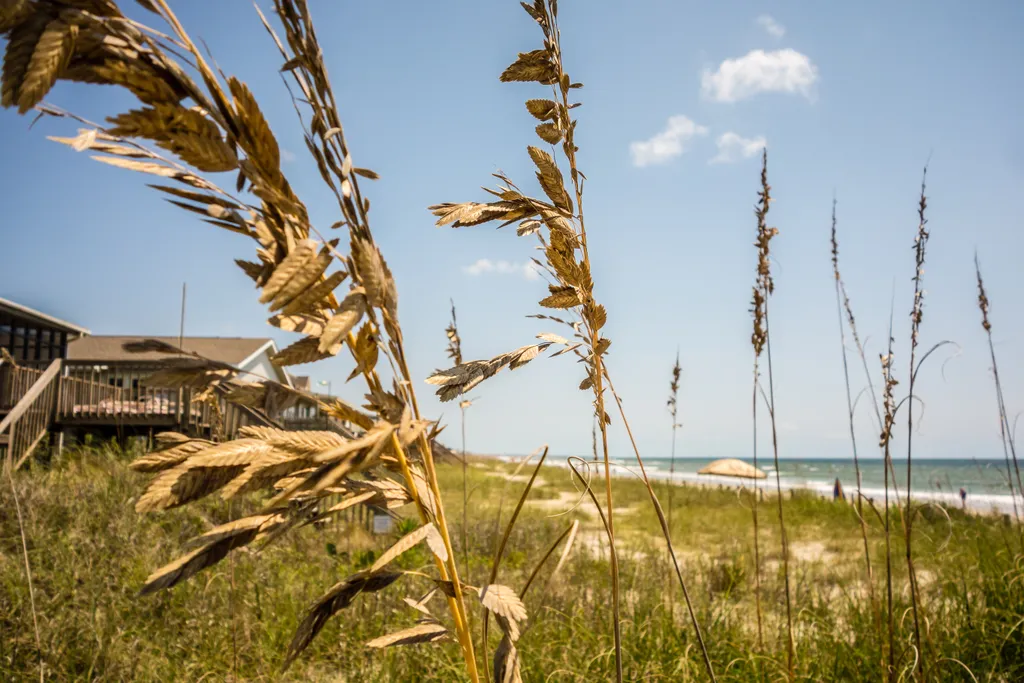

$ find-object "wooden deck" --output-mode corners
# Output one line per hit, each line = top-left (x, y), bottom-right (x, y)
(1, 358), (279, 468)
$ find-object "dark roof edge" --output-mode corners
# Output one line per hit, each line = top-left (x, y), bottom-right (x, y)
(0, 297), (91, 337)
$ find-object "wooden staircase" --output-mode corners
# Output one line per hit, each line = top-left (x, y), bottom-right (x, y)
(0, 357), (62, 469)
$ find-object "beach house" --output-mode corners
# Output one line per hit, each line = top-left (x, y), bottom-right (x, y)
(0, 297), (327, 467)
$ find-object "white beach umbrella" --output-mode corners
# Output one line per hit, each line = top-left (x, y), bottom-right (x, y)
(697, 458), (767, 480)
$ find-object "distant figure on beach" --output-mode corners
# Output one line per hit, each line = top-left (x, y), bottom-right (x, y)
(960, 487), (967, 510)
(833, 477), (845, 502)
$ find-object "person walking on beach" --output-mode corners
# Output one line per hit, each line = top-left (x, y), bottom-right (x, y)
(833, 477), (845, 502)
(960, 487), (967, 511)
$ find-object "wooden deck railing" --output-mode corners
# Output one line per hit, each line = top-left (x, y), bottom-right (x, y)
(58, 362), (179, 422)
(0, 360), (44, 413)
(0, 358), (62, 469)
(55, 361), (279, 438)
(1, 360), (282, 458)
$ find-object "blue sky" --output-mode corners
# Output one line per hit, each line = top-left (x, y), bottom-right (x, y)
(1, 1), (1022, 461)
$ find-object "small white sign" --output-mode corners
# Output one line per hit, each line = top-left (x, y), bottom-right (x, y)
(372, 513), (393, 535)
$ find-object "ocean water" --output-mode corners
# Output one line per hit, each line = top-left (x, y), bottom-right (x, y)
(534, 456), (1024, 516)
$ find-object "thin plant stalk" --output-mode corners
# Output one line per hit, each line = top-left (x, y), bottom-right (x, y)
(665, 353), (681, 624)
(830, 201), (879, 636)
(4, 461), (43, 683)
(229, 500), (239, 681)
(880, 294), (898, 682)
(520, 520), (578, 599)
(841, 274), (907, 525)
(603, 372), (717, 682)
(904, 170), (929, 680)
(461, 402), (469, 574)
(975, 256), (1024, 539)
(482, 447), (548, 679)
(394, 353), (479, 678)
(763, 298), (794, 678)
(545, 6), (623, 677)
(750, 150), (794, 678)
(427, 3), (711, 676)
(666, 353), (681, 553)
(837, 238), (909, 618)
(551, 67), (624, 683)
(443, 301), (473, 579)
(593, 369), (622, 683)
(751, 356), (765, 652)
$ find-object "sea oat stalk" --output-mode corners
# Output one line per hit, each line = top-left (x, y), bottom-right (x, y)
(880, 309), (898, 682)
(664, 353), (682, 616)
(904, 170), (929, 680)
(748, 269), (769, 664)
(2, 1), (479, 678)
(427, 1), (627, 674)
(426, 3), (714, 679)
(443, 301), (475, 579)
(750, 150), (794, 678)
(666, 353), (681, 535)
(750, 354), (765, 653)
(830, 201), (880, 637)
(975, 256), (1024, 539)
(837, 243), (908, 534)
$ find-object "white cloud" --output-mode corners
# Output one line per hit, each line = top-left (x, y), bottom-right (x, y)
(710, 132), (767, 164)
(701, 49), (818, 103)
(463, 258), (541, 281)
(629, 115), (708, 167)
(756, 15), (785, 38)
(281, 148), (297, 163)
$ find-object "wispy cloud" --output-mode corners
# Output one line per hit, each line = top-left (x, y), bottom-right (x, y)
(280, 148), (297, 163)
(463, 258), (541, 281)
(701, 49), (818, 103)
(756, 15), (785, 38)
(629, 115), (708, 167)
(710, 132), (767, 164)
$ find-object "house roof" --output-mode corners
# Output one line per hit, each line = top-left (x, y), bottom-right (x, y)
(0, 297), (91, 337)
(67, 336), (274, 366)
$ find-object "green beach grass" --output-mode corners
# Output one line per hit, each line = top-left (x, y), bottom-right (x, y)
(2, 443), (1022, 681)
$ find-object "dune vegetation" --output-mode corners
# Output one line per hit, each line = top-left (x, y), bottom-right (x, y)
(1, 1), (1022, 681)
